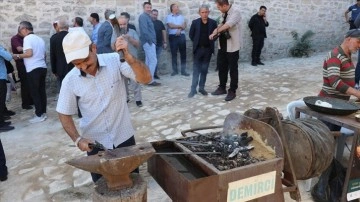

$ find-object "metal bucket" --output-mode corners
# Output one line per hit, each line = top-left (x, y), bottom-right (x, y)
(281, 118), (335, 180)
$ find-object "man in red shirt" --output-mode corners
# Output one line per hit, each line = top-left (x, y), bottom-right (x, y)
(319, 29), (360, 131)
(11, 27), (33, 110)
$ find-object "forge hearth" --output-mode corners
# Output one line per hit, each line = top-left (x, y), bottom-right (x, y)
(179, 129), (276, 171)
(148, 115), (285, 202)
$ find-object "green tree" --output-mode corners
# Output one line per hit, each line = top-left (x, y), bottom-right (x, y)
(289, 30), (315, 57)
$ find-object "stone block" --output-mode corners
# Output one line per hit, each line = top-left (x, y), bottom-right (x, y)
(42, 7), (61, 13)
(24, 0), (36, 6)
(78, 0), (93, 5)
(39, 22), (52, 29)
(49, 180), (72, 194)
(73, 170), (93, 187)
(62, 6), (72, 13)
(73, 7), (88, 16)
(116, 0), (134, 6)
(14, 6), (24, 12)
(14, 14), (36, 22)
(23, 188), (45, 201)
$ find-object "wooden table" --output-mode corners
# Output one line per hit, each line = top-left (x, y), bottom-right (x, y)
(295, 106), (360, 202)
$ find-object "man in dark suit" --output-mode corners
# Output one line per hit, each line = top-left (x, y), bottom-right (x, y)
(248, 5), (269, 66)
(97, 9), (115, 54)
(188, 4), (217, 98)
(50, 19), (74, 97)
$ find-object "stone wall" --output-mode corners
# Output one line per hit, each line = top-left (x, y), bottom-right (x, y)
(0, 0), (354, 72)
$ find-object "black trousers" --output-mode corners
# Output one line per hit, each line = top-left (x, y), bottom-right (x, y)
(87, 136), (138, 182)
(0, 80), (6, 122)
(217, 49), (239, 93)
(0, 139), (7, 178)
(251, 36), (265, 63)
(169, 34), (187, 74)
(17, 65), (33, 107)
(322, 120), (341, 132)
(27, 68), (47, 117)
(349, 20), (356, 30)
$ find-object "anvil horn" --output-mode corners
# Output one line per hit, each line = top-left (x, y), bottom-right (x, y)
(66, 142), (155, 190)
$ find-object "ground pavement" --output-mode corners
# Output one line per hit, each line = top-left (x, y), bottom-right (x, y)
(0, 52), (346, 201)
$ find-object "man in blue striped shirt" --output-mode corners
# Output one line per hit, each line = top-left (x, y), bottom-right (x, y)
(166, 3), (189, 76)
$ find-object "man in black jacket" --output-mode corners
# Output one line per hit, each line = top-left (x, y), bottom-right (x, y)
(188, 4), (217, 98)
(248, 5), (269, 66)
(50, 19), (74, 97)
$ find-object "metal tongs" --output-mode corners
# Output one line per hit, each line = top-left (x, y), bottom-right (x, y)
(88, 141), (117, 157)
(156, 151), (221, 155)
(166, 139), (212, 146)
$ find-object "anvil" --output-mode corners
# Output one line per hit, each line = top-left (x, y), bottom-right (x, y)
(66, 142), (155, 190)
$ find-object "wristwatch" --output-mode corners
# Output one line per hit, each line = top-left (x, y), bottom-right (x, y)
(74, 136), (82, 147)
(16, 54), (20, 59)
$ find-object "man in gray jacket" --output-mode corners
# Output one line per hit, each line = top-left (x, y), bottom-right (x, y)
(139, 2), (160, 86)
(97, 9), (114, 54)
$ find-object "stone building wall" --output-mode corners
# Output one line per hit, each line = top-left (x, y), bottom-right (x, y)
(0, 0), (354, 73)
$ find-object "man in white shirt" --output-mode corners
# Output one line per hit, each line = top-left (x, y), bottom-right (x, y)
(13, 21), (47, 123)
(57, 31), (151, 182)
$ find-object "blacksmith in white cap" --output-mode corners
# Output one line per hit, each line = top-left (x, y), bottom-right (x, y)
(56, 30), (151, 182)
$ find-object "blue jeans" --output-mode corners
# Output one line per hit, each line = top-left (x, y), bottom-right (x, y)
(142, 43), (157, 83)
(191, 47), (212, 92)
(155, 46), (163, 76)
(217, 49), (239, 93)
(169, 34), (187, 74)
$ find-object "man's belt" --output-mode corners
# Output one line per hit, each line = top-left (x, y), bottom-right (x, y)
(169, 34), (185, 37)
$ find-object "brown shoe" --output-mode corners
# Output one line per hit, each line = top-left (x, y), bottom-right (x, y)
(224, 91), (236, 101)
(211, 87), (227, 95)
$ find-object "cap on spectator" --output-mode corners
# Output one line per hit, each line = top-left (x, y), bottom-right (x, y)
(345, 29), (360, 38)
(90, 13), (99, 22)
(63, 31), (92, 63)
(109, 13), (116, 20)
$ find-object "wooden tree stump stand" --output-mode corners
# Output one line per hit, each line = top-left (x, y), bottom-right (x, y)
(93, 173), (147, 202)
